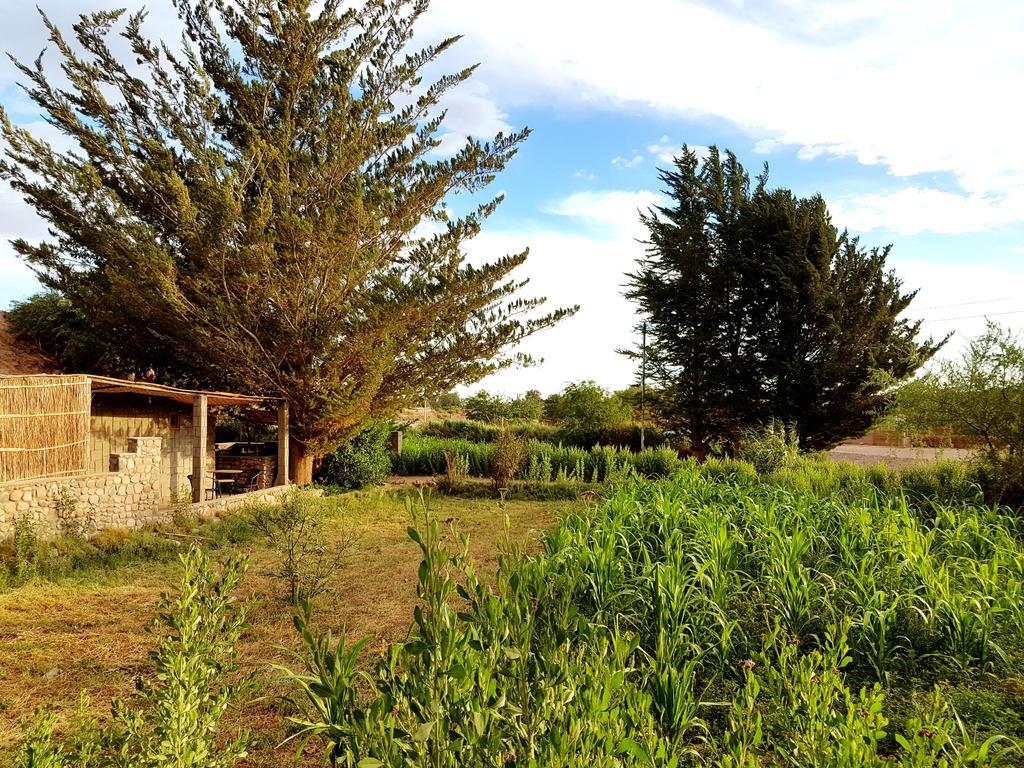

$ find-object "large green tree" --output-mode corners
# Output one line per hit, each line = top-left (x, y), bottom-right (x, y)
(0, 0), (574, 481)
(626, 146), (942, 455)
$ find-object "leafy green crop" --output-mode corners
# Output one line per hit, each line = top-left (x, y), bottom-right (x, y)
(286, 468), (1024, 766)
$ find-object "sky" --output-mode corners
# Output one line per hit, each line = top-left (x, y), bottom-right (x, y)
(1, 0), (1023, 397)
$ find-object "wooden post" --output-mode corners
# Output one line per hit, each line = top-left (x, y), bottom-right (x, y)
(276, 401), (289, 486)
(191, 393), (208, 503)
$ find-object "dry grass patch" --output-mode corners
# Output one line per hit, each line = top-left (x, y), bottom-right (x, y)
(0, 490), (571, 767)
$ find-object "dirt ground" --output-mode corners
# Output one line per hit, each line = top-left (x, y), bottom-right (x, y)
(0, 312), (57, 375)
(0, 490), (572, 766)
(828, 443), (975, 469)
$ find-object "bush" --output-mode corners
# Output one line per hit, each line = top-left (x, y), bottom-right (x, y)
(463, 390), (545, 423)
(392, 435), (495, 476)
(420, 418), (556, 444)
(492, 432), (528, 490)
(7, 291), (129, 373)
(394, 433), (682, 483)
(419, 418), (670, 451)
(15, 546), (251, 767)
(972, 449), (1024, 508)
(249, 492), (353, 603)
(736, 420), (799, 474)
(316, 421), (392, 491)
(92, 527), (132, 554)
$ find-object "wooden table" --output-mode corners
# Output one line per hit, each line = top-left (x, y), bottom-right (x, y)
(212, 469), (242, 496)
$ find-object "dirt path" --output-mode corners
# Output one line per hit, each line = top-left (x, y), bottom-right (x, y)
(828, 444), (975, 469)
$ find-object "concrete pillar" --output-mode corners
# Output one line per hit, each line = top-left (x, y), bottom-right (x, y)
(191, 394), (208, 502)
(276, 401), (289, 486)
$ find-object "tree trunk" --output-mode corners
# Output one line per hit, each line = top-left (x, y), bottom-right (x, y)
(289, 436), (315, 485)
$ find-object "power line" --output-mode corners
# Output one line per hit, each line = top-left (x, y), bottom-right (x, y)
(915, 297), (1014, 311)
(918, 308), (1024, 323)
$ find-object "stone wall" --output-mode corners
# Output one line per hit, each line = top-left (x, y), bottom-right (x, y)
(0, 436), (162, 538)
(0, 435), (293, 539)
(185, 483), (292, 519)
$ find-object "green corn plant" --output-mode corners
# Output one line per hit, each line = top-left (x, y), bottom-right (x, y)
(718, 671), (763, 768)
(277, 604), (378, 765)
(646, 647), (705, 743)
(856, 599), (910, 685)
(112, 547), (252, 768)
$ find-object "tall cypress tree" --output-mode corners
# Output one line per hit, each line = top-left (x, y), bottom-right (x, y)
(627, 146), (942, 454)
(0, 0), (575, 481)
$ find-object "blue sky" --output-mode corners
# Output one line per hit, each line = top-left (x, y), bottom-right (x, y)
(2, 0), (1023, 395)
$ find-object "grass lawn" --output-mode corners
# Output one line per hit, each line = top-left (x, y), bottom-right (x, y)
(0, 490), (575, 766)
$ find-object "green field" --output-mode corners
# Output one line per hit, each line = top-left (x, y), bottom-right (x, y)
(288, 463), (1024, 766)
(4, 462), (1024, 766)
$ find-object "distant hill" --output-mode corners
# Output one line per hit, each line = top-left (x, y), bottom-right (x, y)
(0, 311), (59, 375)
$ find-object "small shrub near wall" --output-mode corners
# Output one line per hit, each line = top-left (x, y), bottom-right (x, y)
(316, 422), (393, 491)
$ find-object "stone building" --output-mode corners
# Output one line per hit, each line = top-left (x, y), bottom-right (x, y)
(0, 372), (290, 538)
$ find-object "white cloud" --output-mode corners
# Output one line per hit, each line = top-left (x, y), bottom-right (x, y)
(894, 258), (1024, 360)
(429, 80), (513, 157)
(611, 154), (644, 169)
(647, 138), (710, 165)
(423, 0), (1024, 233)
(647, 137), (676, 164)
(573, 169), (596, 181)
(545, 189), (662, 237)
(457, 228), (645, 395)
(829, 187), (1024, 235)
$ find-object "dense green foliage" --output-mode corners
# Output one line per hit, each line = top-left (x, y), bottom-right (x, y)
(15, 547), (250, 767)
(0, 0), (572, 477)
(315, 422), (393, 492)
(464, 390), (546, 423)
(734, 421), (800, 474)
(421, 418), (556, 443)
(896, 323), (1024, 506)
(6, 293), (125, 373)
(420, 418), (668, 451)
(626, 146), (942, 454)
(543, 380), (634, 442)
(285, 471), (1024, 766)
(392, 433), (682, 481)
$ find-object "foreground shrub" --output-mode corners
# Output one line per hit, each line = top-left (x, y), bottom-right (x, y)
(315, 422), (392, 491)
(15, 546), (251, 767)
(249, 493), (352, 603)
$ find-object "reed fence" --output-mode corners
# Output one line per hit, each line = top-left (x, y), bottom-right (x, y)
(0, 374), (90, 484)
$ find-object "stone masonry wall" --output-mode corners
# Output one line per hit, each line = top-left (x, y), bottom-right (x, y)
(0, 435), (293, 539)
(0, 436), (162, 538)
